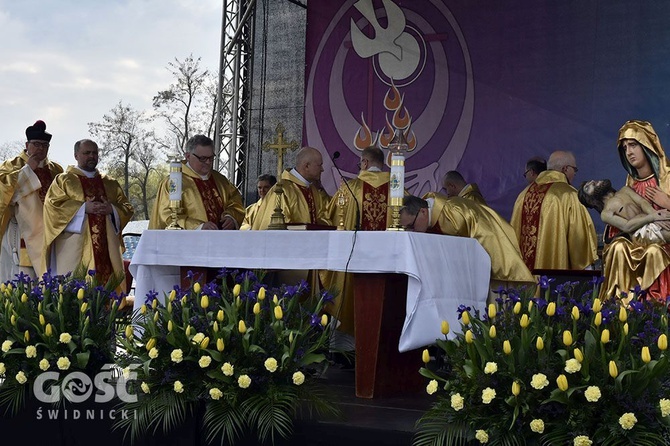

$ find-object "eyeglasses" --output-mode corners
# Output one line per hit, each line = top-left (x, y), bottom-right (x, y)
(191, 153), (215, 163)
(523, 169), (532, 178)
(404, 211), (420, 231)
(29, 141), (50, 149)
(566, 165), (579, 173)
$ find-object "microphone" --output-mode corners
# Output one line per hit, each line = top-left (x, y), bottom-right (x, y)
(331, 151), (361, 231)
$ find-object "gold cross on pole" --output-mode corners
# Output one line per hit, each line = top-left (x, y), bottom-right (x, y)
(262, 123), (299, 178)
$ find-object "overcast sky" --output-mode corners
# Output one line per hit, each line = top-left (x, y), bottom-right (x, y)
(0, 0), (222, 167)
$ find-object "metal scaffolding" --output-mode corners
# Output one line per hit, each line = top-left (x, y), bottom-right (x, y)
(214, 0), (256, 195)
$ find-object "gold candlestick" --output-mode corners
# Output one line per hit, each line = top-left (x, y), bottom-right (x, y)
(267, 180), (287, 230)
(387, 128), (408, 231)
(337, 190), (347, 230)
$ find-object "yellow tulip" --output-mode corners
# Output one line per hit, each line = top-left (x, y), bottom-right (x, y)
(527, 300), (534, 312)
(658, 333), (668, 351)
(200, 337), (210, 349)
(200, 295), (209, 309)
(168, 289), (176, 301)
(273, 294), (279, 304)
(125, 325), (134, 339)
(236, 296), (241, 307)
(153, 311), (159, 322)
(512, 381), (521, 396)
(80, 302), (88, 313)
(441, 320), (450, 335)
(39, 314), (45, 326)
(513, 301), (521, 314)
(140, 304), (147, 315)
(574, 347), (583, 363)
(594, 312), (602, 327)
(274, 306), (283, 320)
(619, 305), (627, 322)
(489, 325), (497, 338)
(238, 320), (247, 334)
(233, 284), (241, 297)
(571, 306), (580, 321)
(465, 330), (474, 344)
(24, 330), (30, 342)
(321, 314), (328, 326)
(213, 321), (219, 332)
(77, 288), (85, 300)
(556, 374), (568, 391)
(592, 298), (602, 313)
(503, 340), (512, 355)
(217, 338), (225, 352)
(185, 325), (192, 336)
(609, 360), (618, 378)
(641, 346), (651, 363)
(167, 302), (173, 313)
(601, 329), (610, 344)
(546, 302), (556, 316)
(562, 330), (573, 347)
(253, 303), (261, 315)
(488, 304), (497, 319)
(21, 293), (28, 303)
(168, 320), (174, 332)
(461, 311), (471, 325)
(146, 338), (156, 351)
(10, 314), (16, 326)
(623, 323), (629, 336)
(217, 309), (224, 322)
(194, 282), (201, 294)
(536, 336), (544, 351)
(45, 323), (52, 337)
(520, 314), (530, 328)
(181, 295), (187, 305)
(422, 349), (430, 364)
(152, 298), (158, 309)
(258, 287), (266, 300)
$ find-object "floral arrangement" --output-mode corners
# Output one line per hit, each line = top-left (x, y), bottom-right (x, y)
(0, 269), (128, 414)
(415, 277), (670, 446)
(115, 269), (338, 445)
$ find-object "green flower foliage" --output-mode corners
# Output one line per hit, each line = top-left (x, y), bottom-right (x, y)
(115, 269), (339, 445)
(415, 278), (670, 446)
(0, 268), (128, 415)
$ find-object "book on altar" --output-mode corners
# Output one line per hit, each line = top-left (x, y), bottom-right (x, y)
(285, 223), (336, 231)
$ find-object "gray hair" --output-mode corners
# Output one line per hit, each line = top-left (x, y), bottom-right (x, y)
(185, 135), (214, 153)
(547, 150), (576, 171)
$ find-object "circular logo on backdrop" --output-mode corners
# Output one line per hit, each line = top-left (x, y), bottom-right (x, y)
(305, 0), (474, 196)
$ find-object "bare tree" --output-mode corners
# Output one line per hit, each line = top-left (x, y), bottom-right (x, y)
(153, 54), (214, 155)
(88, 102), (150, 197)
(0, 141), (24, 160)
(130, 137), (164, 219)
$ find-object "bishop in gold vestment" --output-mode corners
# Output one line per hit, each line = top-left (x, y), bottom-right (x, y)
(43, 140), (134, 291)
(510, 167), (598, 271)
(600, 120), (670, 300)
(0, 120), (63, 282)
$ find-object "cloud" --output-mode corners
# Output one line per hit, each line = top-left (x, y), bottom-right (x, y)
(0, 0), (222, 166)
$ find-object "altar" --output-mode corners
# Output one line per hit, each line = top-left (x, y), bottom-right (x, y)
(129, 230), (491, 353)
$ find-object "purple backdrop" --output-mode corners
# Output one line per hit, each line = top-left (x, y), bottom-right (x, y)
(304, 0), (670, 230)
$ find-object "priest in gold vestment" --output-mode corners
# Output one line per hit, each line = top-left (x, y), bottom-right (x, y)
(400, 194), (535, 291)
(250, 147), (331, 229)
(150, 135), (245, 230)
(599, 120), (670, 300)
(43, 139), (134, 290)
(320, 147), (392, 340)
(510, 150), (598, 271)
(443, 170), (487, 206)
(240, 174), (276, 230)
(0, 120), (63, 282)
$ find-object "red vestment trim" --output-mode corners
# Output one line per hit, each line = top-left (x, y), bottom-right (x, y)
(427, 221), (442, 235)
(297, 185), (317, 224)
(360, 182), (388, 231)
(78, 175), (113, 284)
(519, 182), (552, 270)
(34, 166), (54, 203)
(193, 177), (225, 228)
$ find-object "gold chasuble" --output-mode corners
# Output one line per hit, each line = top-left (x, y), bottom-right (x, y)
(424, 193), (535, 285)
(240, 199), (262, 230)
(0, 151), (63, 278)
(600, 120), (670, 300)
(250, 169), (330, 230)
(149, 163), (244, 230)
(510, 170), (598, 271)
(319, 170), (391, 335)
(43, 167), (133, 290)
(460, 183), (487, 206)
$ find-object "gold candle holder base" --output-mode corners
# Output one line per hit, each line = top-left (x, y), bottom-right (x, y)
(166, 200), (183, 230)
(267, 181), (287, 230)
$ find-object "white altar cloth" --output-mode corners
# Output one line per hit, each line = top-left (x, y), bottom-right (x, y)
(129, 230), (491, 352)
